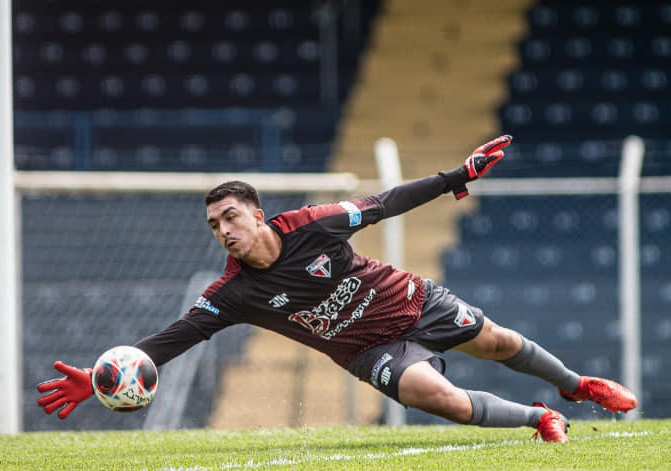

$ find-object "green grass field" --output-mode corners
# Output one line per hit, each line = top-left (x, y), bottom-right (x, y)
(2, 419), (669, 471)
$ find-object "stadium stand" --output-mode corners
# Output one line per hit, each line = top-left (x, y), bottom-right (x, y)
(13, 0), (381, 172)
(497, 1), (671, 176)
(432, 1), (671, 422)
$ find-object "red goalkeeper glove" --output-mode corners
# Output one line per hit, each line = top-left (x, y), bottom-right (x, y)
(452, 134), (513, 199)
(465, 134), (512, 179)
(36, 361), (94, 419)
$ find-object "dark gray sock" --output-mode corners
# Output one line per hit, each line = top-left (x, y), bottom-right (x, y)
(498, 336), (580, 393)
(466, 390), (546, 428)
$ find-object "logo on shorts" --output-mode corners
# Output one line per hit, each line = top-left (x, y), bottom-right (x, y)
(306, 254), (331, 278)
(380, 367), (392, 386)
(454, 302), (476, 328)
(370, 353), (393, 388)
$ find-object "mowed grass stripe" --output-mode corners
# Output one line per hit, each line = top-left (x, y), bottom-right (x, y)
(214, 431), (655, 470)
(1, 419), (669, 471)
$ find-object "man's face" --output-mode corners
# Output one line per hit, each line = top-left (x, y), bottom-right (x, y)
(206, 196), (264, 261)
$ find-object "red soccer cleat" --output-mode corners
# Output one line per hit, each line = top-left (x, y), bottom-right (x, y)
(531, 402), (570, 443)
(559, 376), (638, 413)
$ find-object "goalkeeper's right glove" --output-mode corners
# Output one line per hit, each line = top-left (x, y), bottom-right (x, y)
(37, 361), (94, 419)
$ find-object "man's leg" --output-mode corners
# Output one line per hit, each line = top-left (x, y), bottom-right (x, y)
(453, 317), (637, 413)
(453, 317), (580, 392)
(348, 333), (569, 442)
(397, 361), (569, 443)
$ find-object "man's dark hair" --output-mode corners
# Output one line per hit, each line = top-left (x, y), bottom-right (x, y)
(204, 180), (261, 208)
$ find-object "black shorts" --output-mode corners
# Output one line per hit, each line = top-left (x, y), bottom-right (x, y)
(347, 279), (484, 402)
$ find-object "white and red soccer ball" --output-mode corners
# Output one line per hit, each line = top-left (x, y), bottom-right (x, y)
(92, 346), (158, 412)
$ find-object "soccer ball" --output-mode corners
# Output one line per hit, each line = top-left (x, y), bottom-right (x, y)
(92, 345), (158, 412)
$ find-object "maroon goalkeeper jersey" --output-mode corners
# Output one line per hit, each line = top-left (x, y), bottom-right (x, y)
(136, 174), (451, 369)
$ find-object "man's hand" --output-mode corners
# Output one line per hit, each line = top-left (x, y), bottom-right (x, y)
(447, 134), (513, 199)
(464, 134), (513, 179)
(36, 361), (94, 419)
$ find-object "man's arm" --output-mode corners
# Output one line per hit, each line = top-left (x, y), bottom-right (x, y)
(133, 318), (220, 367)
(375, 134), (512, 219)
(36, 314), (228, 419)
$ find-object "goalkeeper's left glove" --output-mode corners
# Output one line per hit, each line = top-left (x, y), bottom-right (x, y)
(449, 134), (513, 199)
(464, 134), (512, 179)
(37, 361), (94, 419)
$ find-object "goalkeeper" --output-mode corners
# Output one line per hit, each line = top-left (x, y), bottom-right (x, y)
(37, 135), (637, 443)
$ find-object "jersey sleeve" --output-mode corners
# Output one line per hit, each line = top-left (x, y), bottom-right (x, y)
(133, 307), (234, 367)
(271, 174), (449, 240)
(133, 319), (200, 367)
(374, 174), (449, 219)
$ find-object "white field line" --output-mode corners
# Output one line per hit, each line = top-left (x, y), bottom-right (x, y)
(154, 431), (651, 471)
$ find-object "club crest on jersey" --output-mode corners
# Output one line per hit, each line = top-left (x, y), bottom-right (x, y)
(454, 302), (476, 328)
(306, 253), (331, 278)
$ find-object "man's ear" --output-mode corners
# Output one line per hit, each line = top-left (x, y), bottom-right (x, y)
(254, 208), (265, 226)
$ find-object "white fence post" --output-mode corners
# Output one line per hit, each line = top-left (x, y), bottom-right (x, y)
(375, 138), (407, 426)
(0, 0), (21, 435)
(618, 135), (645, 419)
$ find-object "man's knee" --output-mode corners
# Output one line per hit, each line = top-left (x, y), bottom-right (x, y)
(454, 318), (523, 360)
(397, 361), (472, 423)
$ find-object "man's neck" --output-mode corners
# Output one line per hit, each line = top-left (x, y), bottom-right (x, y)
(244, 225), (282, 269)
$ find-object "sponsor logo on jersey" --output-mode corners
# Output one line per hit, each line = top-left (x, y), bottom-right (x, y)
(289, 277), (370, 338)
(454, 302), (476, 328)
(370, 353), (393, 388)
(269, 293), (290, 308)
(322, 288), (375, 339)
(194, 296), (220, 315)
(338, 201), (362, 227)
(306, 253), (331, 278)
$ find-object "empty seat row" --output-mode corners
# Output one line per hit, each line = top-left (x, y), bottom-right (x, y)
(457, 195), (671, 240)
(14, 106), (339, 171)
(519, 34), (671, 65)
(16, 39), (324, 71)
(508, 66), (670, 99)
(14, 72), (332, 110)
(441, 277), (671, 322)
(16, 142), (329, 172)
(497, 137), (671, 177)
(443, 242), (671, 278)
(14, 4), (321, 37)
(499, 100), (671, 139)
(528, 2), (671, 32)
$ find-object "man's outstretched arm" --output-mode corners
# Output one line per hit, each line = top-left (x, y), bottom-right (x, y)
(376, 134), (512, 219)
(36, 318), (214, 419)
